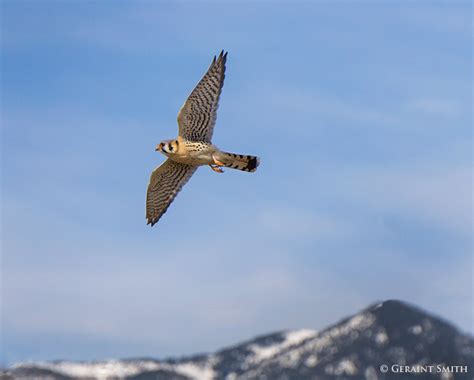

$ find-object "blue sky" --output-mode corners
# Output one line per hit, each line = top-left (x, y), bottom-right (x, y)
(1, 0), (472, 366)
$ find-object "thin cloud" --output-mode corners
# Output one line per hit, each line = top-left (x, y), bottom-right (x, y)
(337, 165), (472, 238)
(408, 98), (462, 117)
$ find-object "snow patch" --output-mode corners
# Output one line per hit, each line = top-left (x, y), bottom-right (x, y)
(410, 325), (423, 335)
(303, 312), (376, 354)
(279, 350), (302, 368)
(375, 331), (388, 345)
(305, 355), (318, 367)
(174, 361), (216, 380)
(13, 358), (216, 380)
(285, 329), (318, 346)
(13, 360), (162, 379)
(242, 312), (374, 376)
(337, 359), (358, 375)
(365, 366), (378, 380)
(249, 329), (317, 363)
(325, 359), (357, 376)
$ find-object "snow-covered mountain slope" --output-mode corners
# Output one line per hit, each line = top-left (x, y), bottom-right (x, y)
(4, 300), (473, 380)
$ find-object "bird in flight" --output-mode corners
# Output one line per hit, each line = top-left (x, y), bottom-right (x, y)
(146, 51), (260, 226)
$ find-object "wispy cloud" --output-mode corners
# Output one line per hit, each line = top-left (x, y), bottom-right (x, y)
(339, 165), (472, 238)
(401, 3), (472, 36)
(408, 98), (463, 117)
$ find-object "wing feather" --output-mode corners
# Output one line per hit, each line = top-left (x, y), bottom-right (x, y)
(146, 159), (198, 226)
(177, 50), (227, 142)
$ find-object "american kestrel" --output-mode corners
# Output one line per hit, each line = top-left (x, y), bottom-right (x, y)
(146, 51), (260, 226)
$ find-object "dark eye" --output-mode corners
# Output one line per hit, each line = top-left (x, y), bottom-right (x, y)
(169, 144), (173, 152)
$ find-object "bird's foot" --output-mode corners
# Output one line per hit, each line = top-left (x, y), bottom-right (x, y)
(209, 164), (224, 173)
(213, 157), (225, 166)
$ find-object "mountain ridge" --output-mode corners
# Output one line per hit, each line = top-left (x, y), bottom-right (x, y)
(4, 300), (473, 380)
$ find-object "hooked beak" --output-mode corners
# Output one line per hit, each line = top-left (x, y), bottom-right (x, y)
(155, 143), (162, 152)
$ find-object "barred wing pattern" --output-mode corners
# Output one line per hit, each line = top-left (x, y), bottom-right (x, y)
(177, 51), (227, 142)
(146, 159), (198, 226)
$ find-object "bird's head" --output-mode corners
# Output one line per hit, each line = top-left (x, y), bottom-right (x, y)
(156, 139), (179, 156)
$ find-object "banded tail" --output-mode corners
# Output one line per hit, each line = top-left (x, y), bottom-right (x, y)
(215, 151), (260, 172)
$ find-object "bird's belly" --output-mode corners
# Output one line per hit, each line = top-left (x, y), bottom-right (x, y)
(170, 150), (214, 166)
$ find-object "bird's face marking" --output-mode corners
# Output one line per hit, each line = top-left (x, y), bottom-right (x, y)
(156, 139), (179, 156)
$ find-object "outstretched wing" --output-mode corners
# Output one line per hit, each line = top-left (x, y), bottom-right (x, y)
(146, 159), (198, 226)
(177, 50), (227, 143)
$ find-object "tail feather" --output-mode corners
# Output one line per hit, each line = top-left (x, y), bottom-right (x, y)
(216, 151), (260, 172)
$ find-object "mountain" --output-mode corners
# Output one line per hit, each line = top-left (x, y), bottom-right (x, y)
(3, 300), (473, 380)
